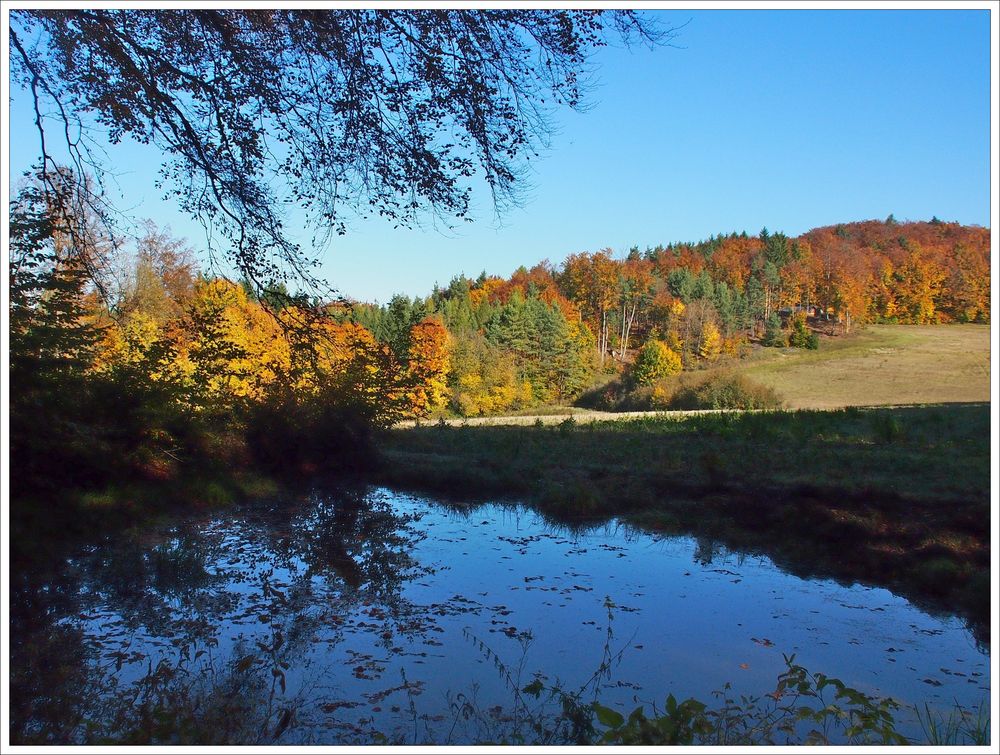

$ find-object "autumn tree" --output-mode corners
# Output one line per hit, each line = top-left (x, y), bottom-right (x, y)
(631, 340), (682, 386)
(872, 258), (900, 322)
(9, 183), (196, 493)
(559, 250), (620, 364)
(119, 223), (197, 322)
(892, 245), (947, 324)
(697, 321), (723, 361)
(709, 234), (761, 290)
(406, 317), (451, 416)
(449, 332), (530, 416)
(675, 298), (720, 364)
(617, 256), (654, 359)
(946, 243), (990, 322)
(829, 253), (873, 332)
(186, 278), (290, 403)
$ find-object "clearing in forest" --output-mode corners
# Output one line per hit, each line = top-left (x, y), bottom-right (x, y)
(738, 324), (990, 410)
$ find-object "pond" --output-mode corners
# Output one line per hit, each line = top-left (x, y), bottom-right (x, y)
(9, 487), (990, 744)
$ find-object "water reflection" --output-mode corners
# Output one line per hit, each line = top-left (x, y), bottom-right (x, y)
(9, 486), (991, 745)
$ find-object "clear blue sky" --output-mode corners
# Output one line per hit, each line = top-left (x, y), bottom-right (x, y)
(7, 9), (992, 303)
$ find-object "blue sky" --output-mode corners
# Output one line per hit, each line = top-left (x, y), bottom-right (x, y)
(7, 9), (992, 303)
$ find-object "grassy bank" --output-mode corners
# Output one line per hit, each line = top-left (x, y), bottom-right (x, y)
(377, 403), (991, 640)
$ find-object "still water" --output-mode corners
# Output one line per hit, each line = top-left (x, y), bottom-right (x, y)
(11, 487), (990, 744)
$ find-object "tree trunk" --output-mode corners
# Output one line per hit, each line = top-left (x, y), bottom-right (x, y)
(619, 301), (637, 360)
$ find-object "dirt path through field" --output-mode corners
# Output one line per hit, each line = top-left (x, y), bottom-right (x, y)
(394, 407), (728, 428)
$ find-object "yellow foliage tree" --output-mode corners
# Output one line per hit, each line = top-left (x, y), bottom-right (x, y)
(95, 311), (160, 370)
(93, 311), (196, 391)
(187, 278), (290, 402)
(698, 321), (722, 361)
(632, 339), (682, 386)
(406, 317), (451, 416)
(894, 247), (947, 324)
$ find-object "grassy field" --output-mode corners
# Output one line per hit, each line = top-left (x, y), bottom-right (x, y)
(378, 403), (991, 640)
(742, 324), (991, 409)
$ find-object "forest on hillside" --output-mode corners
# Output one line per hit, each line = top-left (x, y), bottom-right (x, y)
(349, 216), (990, 415)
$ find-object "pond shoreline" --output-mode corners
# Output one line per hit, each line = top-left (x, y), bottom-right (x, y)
(376, 404), (991, 644)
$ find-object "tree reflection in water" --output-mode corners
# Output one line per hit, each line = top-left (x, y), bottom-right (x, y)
(9, 487), (990, 745)
(9, 486), (430, 744)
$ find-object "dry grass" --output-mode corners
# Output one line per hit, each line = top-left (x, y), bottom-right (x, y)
(742, 324), (991, 410)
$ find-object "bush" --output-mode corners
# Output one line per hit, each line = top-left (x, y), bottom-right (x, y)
(632, 340), (682, 386)
(244, 387), (376, 479)
(789, 313), (819, 349)
(577, 371), (783, 413)
(671, 372), (783, 411)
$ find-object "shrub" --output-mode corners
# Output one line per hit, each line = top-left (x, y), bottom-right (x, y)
(577, 370), (783, 413)
(789, 313), (819, 349)
(632, 340), (682, 386)
(244, 386), (376, 479)
(650, 383), (673, 409)
(671, 372), (783, 411)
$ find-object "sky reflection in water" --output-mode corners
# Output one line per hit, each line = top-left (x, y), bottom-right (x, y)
(29, 487), (990, 744)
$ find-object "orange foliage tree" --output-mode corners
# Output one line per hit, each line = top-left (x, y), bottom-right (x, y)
(559, 249), (619, 364)
(406, 316), (452, 416)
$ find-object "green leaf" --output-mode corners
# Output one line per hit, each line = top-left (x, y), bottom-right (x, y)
(521, 680), (544, 697)
(593, 703), (624, 729)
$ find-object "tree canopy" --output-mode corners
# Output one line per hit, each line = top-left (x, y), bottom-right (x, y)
(10, 9), (664, 291)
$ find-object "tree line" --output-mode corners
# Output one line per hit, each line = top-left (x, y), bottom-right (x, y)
(347, 215), (989, 409)
(9, 181), (448, 505)
(9, 174), (990, 508)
